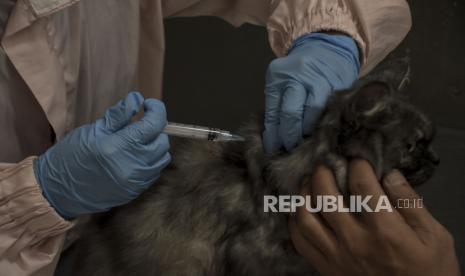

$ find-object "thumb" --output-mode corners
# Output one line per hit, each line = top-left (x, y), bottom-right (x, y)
(101, 92), (144, 133)
(302, 81), (331, 136)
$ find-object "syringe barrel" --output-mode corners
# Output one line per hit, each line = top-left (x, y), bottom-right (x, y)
(164, 122), (227, 141)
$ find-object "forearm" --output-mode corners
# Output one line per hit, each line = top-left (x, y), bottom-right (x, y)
(0, 157), (73, 276)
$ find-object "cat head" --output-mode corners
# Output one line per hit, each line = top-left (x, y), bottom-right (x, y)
(254, 79), (439, 195)
(238, 58), (438, 194)
(329, 81), (439, 186)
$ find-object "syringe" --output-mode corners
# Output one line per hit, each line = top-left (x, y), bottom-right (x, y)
(164, 122), (245, 142)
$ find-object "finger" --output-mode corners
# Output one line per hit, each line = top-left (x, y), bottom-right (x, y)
(348, 159), (402, 226)
(295, 183), (338, 256)
(278, 83), (307, 151)
(135, 152), (172, 191)
(118, 99), (167, 144)
(302, 82), (331, 136)
(127, 133), (170, 164)
(383, 170), (437, 232)
(263, 85), (282, 153)
(102, 92), (144, 133)
(311, 165), (359, 238)
(118, 152), (172, 197)
(289, 217), (328, 270)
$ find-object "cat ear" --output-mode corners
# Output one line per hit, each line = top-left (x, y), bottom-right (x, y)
(351, 81), (391, 115)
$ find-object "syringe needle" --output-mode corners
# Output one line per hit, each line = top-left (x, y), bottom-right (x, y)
(218, 133), (246, 142)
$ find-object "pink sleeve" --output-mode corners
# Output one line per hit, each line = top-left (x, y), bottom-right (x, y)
(0, 157), (73, 276)
(162, 0), (412, 76)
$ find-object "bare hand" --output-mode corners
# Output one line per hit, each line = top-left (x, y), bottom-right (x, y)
(289, 159), (461, 276)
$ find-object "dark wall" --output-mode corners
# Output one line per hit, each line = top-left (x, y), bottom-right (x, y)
(163, 18), (271, 131)
(400, 0), (465, 130)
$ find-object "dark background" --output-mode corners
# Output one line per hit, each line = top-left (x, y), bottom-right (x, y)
(162, 0), (465, 270)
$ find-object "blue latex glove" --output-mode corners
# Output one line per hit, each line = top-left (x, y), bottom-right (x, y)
(263, 33), (360, 152)
(34, 92), (171, 219)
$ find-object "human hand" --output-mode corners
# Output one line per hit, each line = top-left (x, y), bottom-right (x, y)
(263, 33), (360, 152)
(289, 159), (461, 276)
(34, 92), (171, 219)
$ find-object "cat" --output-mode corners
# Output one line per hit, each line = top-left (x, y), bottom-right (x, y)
(67, 62), (439, 276)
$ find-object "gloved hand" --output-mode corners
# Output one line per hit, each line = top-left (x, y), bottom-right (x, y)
(34, 92), (171, 219)
(263, 33), (360, 152)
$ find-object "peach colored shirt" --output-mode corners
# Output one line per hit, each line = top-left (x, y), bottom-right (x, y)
(0, 0), (411, 275)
